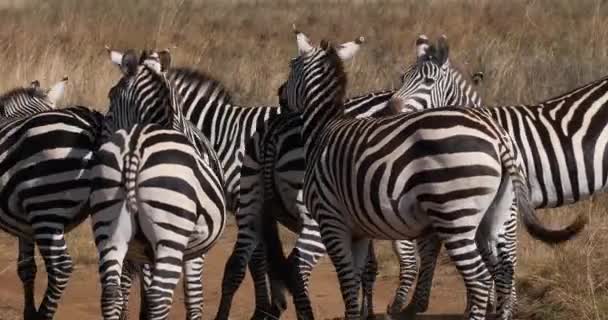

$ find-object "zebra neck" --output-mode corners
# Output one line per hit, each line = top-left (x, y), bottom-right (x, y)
(440, 69), (481, 108)
(301, 97), (343, 158)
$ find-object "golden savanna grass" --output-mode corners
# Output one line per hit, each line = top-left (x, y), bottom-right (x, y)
(1, 0), (608, 319)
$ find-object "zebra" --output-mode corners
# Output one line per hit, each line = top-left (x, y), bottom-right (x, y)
(103, 48), (285, 319)
(0, 80), (104, 319)
(270, 28), (586, 320)
(386, 41), (608, 318)
(226, 33), (486, 319)
(92, 49), (226, 320)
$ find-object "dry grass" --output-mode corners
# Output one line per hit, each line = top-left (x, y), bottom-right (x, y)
(1, 0), (608, 318)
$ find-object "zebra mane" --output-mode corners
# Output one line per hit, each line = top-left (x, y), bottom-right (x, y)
(321, 43), (348, 110)
(167, 67), (233, 104)
(0, 86), (46, 107)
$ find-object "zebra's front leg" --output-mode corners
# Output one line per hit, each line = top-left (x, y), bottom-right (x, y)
(386, 239), (417, 316)
(183, 256), (205, 320)
(360, 242), (378, 320)
(214, 228), (260, 320)
(33, 227), (74, 320)
(17, 237), (37, 320)
(286, 219), (325, 320)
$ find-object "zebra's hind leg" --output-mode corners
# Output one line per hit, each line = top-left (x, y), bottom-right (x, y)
(395, 232), (441, 318)
(360, 242), (378, 320)
(139, 264), (152, 320)
(33, 226), (74, 320)
(215, 228), (260, 320)
(96, 209), (136, 320)
(183, 256), (205, 320)
(440, 235), (492, 320)
(118, 260), (138, 320)
(18, 238), (37, 320)
(386, 239), (417, 316)
(494, 203), (518, 320)
(145, 245), (186, 320)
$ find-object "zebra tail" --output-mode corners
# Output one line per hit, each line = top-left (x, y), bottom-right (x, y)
(502, 139), (588, 244)
(261, 202), (295, 297)
(122, 152), (140, 214)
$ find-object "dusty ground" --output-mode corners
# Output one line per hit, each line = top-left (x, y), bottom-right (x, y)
(0, 223), (467, 320)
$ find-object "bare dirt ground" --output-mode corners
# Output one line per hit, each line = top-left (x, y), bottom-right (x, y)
(0, 223), (467, 320)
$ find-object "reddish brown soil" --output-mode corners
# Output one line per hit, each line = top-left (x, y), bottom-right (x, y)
(0, 225), (467, 320)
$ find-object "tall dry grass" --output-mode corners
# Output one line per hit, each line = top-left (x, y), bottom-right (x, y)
(1, 0), (608, 318)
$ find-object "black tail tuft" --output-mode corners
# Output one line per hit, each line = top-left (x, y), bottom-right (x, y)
(515, 182), (588, 244)
(262, 202), (295, 297)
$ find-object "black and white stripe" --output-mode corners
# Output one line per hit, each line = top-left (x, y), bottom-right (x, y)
(225, 34), (486, 319)
(93, 49), (226, 320)
(0, 81), (103, 320)
(393, 61), (608, 318)
(272, 30), (585, 320)
(106, 58), (284, 319)
(387, 35), (482, 113)
(0, 77), (67, 118)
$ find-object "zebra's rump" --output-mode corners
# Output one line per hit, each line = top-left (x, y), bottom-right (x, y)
(306, 108), (505, 239)
(0, 107), (102, 238)
(91, 124), (226, 262)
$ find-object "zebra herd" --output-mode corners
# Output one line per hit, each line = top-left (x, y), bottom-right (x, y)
(0, 26), (602, 320)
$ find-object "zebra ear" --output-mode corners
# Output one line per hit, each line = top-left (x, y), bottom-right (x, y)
(30, 80), (40, 89)
(46, 76), (68, 106)
(121, 50), (139, 76)
(416, 34), (430, 58)
(472, 71), (484, 85)
(158, 49), (171, 72)
(293, 24), (314, 55)
(106, 46), (124, 67)
(436, 35), (450, 66)
(336, 36), (364, 61)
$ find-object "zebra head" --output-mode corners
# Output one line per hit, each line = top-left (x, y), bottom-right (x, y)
(278, 25), (363, 114)
(387, 35), (453, 113)
(0, 76), (68, 118)
(106, 47), (180, 132)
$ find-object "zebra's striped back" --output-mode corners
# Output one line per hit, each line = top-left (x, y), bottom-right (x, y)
(0, 106), (102, 237)
(167, 67), (280, 211)
(0, 77), (68, 119)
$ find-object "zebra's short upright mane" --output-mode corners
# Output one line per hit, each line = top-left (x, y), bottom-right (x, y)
(168, 67), (233, 104)
(0, 87), (46, 106)
(321, 42), (348, 110)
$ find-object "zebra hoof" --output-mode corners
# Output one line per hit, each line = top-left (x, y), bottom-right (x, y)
(386, 303), (416, 320)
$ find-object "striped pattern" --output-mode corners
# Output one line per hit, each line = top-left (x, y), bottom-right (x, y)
(95, 49), (226, 320)
(0, 77), (67, 119)
(91, 124), (225, 320)
(399, 69), (608, 317)
(274, 33), (585, 320)
(0, 80), (102, 320)
(112, 60), (281, 319)
(388, 35), (482, 113)
(227, 34), (486, 318)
